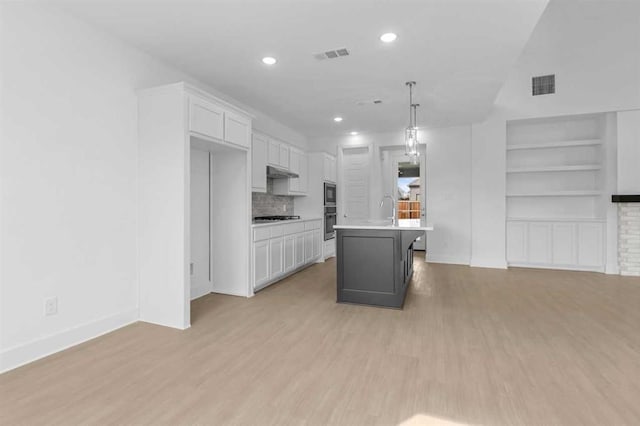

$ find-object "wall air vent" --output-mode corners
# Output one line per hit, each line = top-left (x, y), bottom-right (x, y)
(314, 48), (350, 61)
(532, 74), (555, 96)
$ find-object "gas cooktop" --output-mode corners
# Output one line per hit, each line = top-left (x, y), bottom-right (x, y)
(253, 215), (301, 222)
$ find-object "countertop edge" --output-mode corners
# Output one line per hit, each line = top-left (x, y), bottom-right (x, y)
(334, 224), (434, 231)
(251, 217), (323, 228)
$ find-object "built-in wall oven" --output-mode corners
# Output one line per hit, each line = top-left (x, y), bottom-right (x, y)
(324, 182), (336, 206)
(324, 206), (336, 240)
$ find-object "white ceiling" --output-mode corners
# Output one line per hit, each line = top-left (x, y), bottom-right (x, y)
(52, 0), (548, 138)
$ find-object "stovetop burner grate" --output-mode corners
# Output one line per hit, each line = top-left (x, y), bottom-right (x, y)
(253, 215), (301, 222)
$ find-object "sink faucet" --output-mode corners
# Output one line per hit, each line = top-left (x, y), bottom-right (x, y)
(380, 195), (396, 225)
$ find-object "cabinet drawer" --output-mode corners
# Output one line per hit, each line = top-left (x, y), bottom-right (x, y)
(305, 220), (321, 230)
(270, 225), (284, 238)
(189, 96), (224, 140)
(284, 222), (304, 235)
(253, 227), (271, 242)
(224, 111), (250, 148)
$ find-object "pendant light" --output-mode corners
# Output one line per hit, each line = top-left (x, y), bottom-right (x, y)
(404, 81), (420, 163)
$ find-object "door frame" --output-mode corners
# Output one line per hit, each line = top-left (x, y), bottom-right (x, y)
(337, 144), (372, 224)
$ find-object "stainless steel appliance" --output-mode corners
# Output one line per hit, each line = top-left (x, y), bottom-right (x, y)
(324, 182), (336, 205)
(266, 165), (299, 179)
(324, 206), (336, 240)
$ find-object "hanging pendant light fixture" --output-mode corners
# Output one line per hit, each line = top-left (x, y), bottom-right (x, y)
(404, 81), (420, 163)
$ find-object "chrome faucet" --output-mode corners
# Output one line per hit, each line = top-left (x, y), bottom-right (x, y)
(380, 195), (396, 225)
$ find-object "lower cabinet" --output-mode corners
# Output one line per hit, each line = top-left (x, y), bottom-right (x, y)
(253, 240), (270, 289)
(270, 237), (284, 278)
(506, 219), (604, 272)
(252, 219), (323, 291)
(284, 235), (295, 273)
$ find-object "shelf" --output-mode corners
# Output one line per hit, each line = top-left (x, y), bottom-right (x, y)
(507, 217), (606, 222)
(506, 190), (602, 197)
(506, 139), (601, 151)
(506, 164), (601, 173)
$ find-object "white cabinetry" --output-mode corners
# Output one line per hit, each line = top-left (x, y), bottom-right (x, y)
(252, 219), (323, 291)
(251, 132), (268, 192)
(273, 147), (308, 196)
(323, 154), (337, 183)
(506, 114), (608, 272)
(268, 138), (290, 169)
(253, 240), (270, 288)
(188, 94), (250, 148)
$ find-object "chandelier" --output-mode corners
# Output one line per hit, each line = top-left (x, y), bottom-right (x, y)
(404, 81), (420, 164)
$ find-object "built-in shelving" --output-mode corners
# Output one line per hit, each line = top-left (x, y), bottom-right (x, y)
(506, 139), (601, 150)
(506, 165), (601, 173)
(507, 190), (602, 197)
(505, 114), (608, 272)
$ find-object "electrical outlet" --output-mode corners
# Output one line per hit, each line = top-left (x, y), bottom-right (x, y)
(44, 297), (58, 316)
(283, 205), (287, 212)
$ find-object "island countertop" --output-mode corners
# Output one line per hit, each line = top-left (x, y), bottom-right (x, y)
(334, 220), (434, 232)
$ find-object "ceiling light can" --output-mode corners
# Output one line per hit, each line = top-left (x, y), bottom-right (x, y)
(262, 57), (277, 65)
(380, 33), (397, 43)
(333, 117), (343, 122)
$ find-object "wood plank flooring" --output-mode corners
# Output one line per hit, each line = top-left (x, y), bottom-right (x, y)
(2, 257), (640, 425)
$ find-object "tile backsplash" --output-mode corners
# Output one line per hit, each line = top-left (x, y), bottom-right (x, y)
(252, 179), (294, 217)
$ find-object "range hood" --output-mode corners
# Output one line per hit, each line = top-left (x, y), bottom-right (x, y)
(266, 165), (299, 179)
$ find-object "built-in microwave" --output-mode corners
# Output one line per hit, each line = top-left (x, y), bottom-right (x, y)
(324, 182), (336, 205)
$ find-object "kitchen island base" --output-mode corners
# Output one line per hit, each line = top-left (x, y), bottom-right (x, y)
(336, 228), (423, 309)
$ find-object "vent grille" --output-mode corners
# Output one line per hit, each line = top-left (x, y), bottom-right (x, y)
(532, 74), (555, 96)
(314, 47), (350, 61)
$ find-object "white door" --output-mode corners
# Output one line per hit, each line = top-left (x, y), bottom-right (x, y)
(284, 235), (295, 272)
(190, 148), (213, 299)
(341, 147), (370, 222)
(253, 240), (270, 289)
(269, 237), (284, 279)
(391, 150), (427, 250)
(294, 233), (305, 268)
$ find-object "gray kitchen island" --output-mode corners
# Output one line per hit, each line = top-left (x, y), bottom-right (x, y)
(334, 221), (434, 309)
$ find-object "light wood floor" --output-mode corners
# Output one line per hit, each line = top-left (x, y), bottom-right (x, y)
(2, 257), (640, 425)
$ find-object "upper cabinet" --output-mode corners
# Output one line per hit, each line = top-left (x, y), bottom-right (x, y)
(267, 138), (290, 169)
(252, 133), (268, 193)
(187, 88), (251, 149)
(189, 96), (224, 141)
(323, 153), (337, 183)
(274, 147), (307, 196)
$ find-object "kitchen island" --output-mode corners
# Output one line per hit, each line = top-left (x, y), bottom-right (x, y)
(334, 221), (434, 309)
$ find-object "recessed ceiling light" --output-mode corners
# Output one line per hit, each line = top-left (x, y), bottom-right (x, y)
(380, 33), (397, 43)
(350, 131), (358, 135)
(333, 116), (343, 122)
(262, 56), (277, 65)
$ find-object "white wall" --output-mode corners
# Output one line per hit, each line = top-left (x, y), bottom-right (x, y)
(0, 4), (304, 372)
(616, 110), (640, 194)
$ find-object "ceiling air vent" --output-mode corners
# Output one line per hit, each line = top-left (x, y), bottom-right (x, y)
(532, 74), (555, 96)
(314, 47), (350, 61)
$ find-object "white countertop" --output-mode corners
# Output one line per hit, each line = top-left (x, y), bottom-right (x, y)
(251, 217), (323, 228)
(334, 220), (434, 231)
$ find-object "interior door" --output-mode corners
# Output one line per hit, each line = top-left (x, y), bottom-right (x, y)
(391, 148), (427, 250)
(190, 148), (213, 299)
(341, 147), (370, 222)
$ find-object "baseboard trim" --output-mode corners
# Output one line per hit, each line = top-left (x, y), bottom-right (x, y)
(470, 257), (508, 269)
(425, 254), (470, 265)
(0, 308), (138, 374)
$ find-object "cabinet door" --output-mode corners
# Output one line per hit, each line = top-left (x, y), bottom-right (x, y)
(268, 139), (280, 166)
(313, 230), (322, 259)
(224, 111), (250, 148)
(279, 145), (290, 169)
(289, 150), (300, 193)
(528, 222), (552, 264)
(506, 222), (527, 263)
(552, 223), (577, 266)
(251, 134), (267, 192)
(270, 237), (284, 279)
(304, 231), (314, 263)
(294, 233), (305, 268)
(329, 157), (337, 183)
(323, 155), (331, 182)
(577, 223), (604, 268)
(253, 240), (270, 289)
(298, 153), (308, 194)
(284, 235), (295, 273)
(189, 96), (224, 140)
